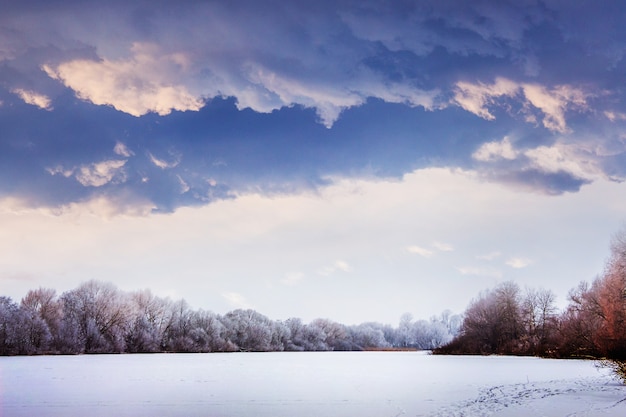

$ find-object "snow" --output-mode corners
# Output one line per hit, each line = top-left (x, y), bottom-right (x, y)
(1, 352), (624, 416)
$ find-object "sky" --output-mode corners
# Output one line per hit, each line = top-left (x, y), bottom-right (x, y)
(2, 0), (626, 325)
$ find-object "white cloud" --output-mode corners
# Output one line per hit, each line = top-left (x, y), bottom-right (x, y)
(474, 136), (607, 183)
(317, 266), (332, 276)
(432, 242), (454, 252)
(361, 81), (438, 111)
(524, 143), (603, 181)
(406, 245), (434, 258)
(476, 251), (501, 261)
(114, 142), (134, 157)
(334, 260), (352, 272)
(522, 84), (586, 133)
(40, 35), (438, 127)
(318, 260), (353, 276)
(57, 195), (155, 218)
(242, 64), (364, 128)
(75, 160), (127, 187)
(604, 111), (626, 122)
(454, 78), (518, 121)
(457, 266), (503, 278)
(221, 292), (252, 309)
(43, 43), (203, 117)
(12, 88), (52, 110)
(454, 78), (588, 133)
(505, 257), (532, 268)
(147, 151), (180, 169)
(177, 175), (190, 194)
(281, 272), (304, 286)
(47, 160), (127, 187)
(473, 136), (518, 162)
(407, 242), (452, 257)
(46, 165), (74, 178)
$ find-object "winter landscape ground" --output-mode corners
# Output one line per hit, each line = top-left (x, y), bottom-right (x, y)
(1, 351), (624, 417)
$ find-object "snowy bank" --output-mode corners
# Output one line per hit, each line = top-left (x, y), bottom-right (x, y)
(1, 352), (624, 416)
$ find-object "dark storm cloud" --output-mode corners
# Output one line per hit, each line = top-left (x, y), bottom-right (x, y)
(1, 0), (626, 211)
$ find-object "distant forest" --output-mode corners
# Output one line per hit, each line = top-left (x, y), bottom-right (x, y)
(435, 230), (626, 363)
(0, 281), (461, 355)
(3, 232), (626, 359)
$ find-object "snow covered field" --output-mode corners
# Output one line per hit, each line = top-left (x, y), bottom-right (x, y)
(1, 352), (624, 417)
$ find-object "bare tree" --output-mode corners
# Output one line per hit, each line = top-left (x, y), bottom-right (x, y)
(309, 318), (350, 351)
(60, 281), (130, 353)
(20, 288), (61, 352)
(398, 313), (414, 347)
(126, 289), (172, 352)
(222, 309), (273, 351)
(189, 309), (230, 352)
(0, 297), (19, 355)
(594, 231), (626, 358)
(351, 322), (389, 350)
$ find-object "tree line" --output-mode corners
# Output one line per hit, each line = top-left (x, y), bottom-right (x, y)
(0, 280), (461, 355)
(435, 230), (626, 364)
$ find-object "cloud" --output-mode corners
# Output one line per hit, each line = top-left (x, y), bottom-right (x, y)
(473, 137), (518, 162)
(476, 251), (501, 261)
(42, 43), (204, 117)
(523, 144), (603, 182)
(221, 291), (252, 309)
(114, 142), (134, 157)
(521, 84), (587, 133)
(406, 245), (434, 258)
(432, 242), (454, 252)
(27, 3), (446, 128)
(454, 78), (519, 121)
(281, 272), (304, 286)
(240, 63), (364, 128)
(456, 266), (503, 278)
(505, 257), (532, 269)
(241, 68), (439, 127)
(46, 165), (74, 179)
(318, 260), (352, 276)
(334, 260), (352, 272)
(604, 111), (626, 122)
(407, 242), (453, 257)
(12, 88), (52, 110)
(340, 1), (546, 59)
(75, 160), (127, 187)
(454, 78), (588, 133)
(175, 175), (189, 194)
(147, 151), (180, 170)
(472, 135), (615, 195)
(0, 1), (625, 212)
(47, 160), (128, 188)
(57, 194), (155, 218)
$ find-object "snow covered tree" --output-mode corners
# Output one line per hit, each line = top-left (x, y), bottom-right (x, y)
(125, 289), (172, 353)
(20, 288), (61, 352)
(163, 299), (195, 352)
(351, 322), (390, 350)
(60, 281), (130, 353)
(0, 297), (20, 355)
(222, 309), (274, 351)
(189, 309), (231, 352)
(309, 318), (351, 350)
(398, 313), (414, 347)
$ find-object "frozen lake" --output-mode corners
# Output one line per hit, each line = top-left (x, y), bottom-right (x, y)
(1, 351), (625, 416)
